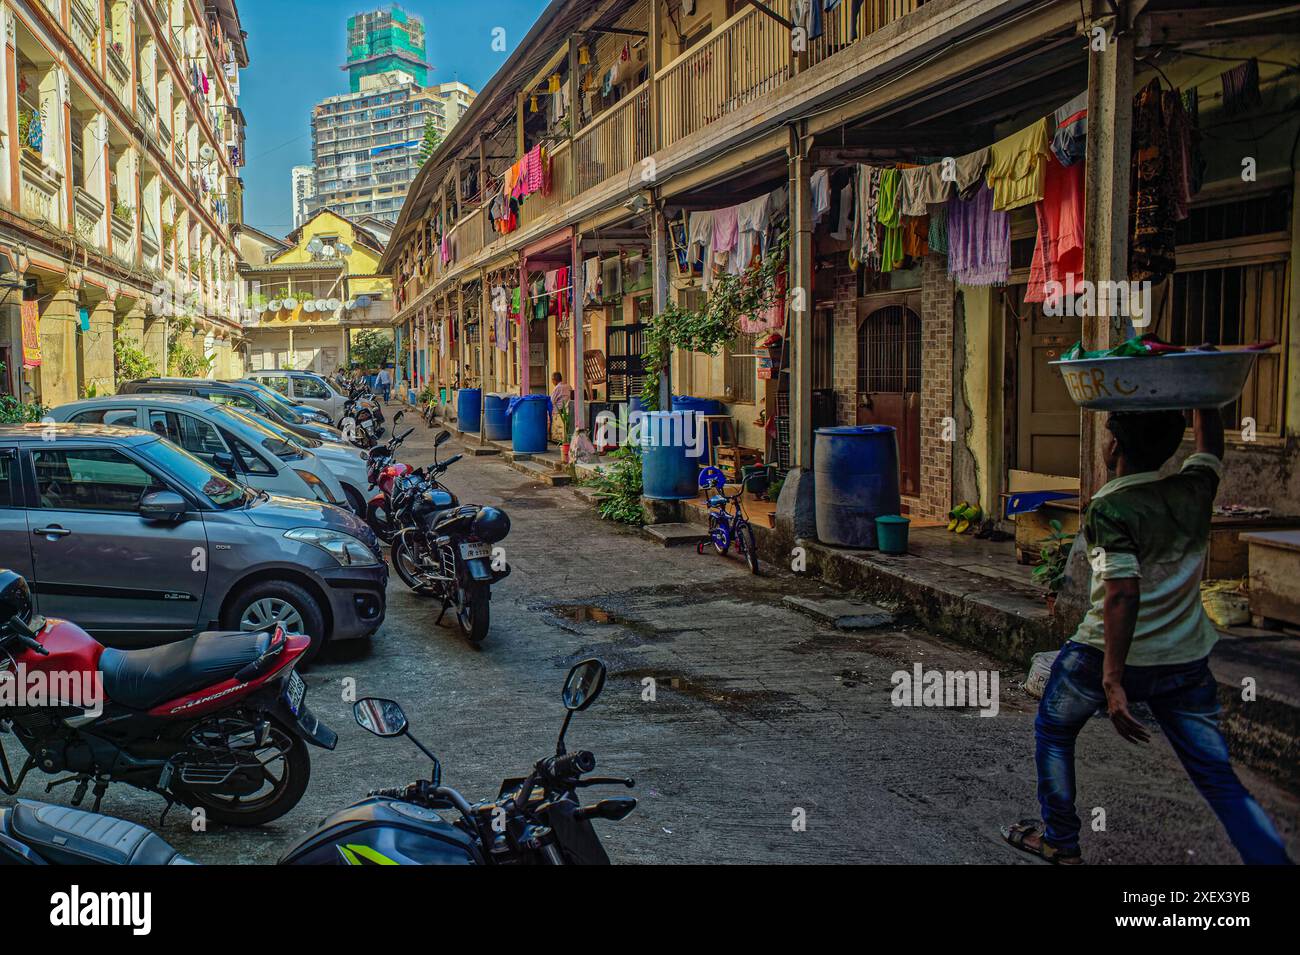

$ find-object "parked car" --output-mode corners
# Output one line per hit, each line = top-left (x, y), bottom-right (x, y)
(0, 423), (386, 655)
(234, 378), (334, 426)
(50, 395), (352, 511)
(119, 378), (343, 444)
(244, 369), (349, 422)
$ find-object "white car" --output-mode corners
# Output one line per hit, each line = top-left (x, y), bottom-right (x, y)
(51, 395), (351, 511)
(221, 406), (370, 514)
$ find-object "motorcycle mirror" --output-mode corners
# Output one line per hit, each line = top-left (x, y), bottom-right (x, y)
(435, 430), (452, 447)
(353, 698), (408, 737)
(394, 410), (406, 424)
(562, 658), (606, 712)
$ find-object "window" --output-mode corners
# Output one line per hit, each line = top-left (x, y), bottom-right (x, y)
(0, 451), (15, 508)
(295, 376), (329, 399)
(813, 307), (834, 390)
(147, 411), (227, 461)
(33, 448), (162, 512)
(205, 392), (258, 413)
(69, 408), (141, 427)
(260, 375), (291, 395)
(229, 436), (275, 475)
(725, 331), (758, 404)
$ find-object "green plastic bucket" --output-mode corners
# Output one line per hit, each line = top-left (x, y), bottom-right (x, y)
(875, 515), (910, 554)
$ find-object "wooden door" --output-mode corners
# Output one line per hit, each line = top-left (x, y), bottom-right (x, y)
(1010, 285), (1081, 477)
(856, 298), (921, 496)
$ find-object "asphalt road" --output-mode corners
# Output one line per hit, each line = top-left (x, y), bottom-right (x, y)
(6, 418), (1298, 864)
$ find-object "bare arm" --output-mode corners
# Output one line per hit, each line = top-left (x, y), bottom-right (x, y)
(1194, 407), (1224, 460)
(1101, 577), (1150, 744)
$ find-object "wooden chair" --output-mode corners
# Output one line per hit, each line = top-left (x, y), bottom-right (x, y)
(583, 349), (606, 400)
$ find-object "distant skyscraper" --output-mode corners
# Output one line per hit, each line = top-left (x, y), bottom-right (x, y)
(306, 5), (476, 225)
(291, 165), (316, 228)
(346, 5), (430, 93)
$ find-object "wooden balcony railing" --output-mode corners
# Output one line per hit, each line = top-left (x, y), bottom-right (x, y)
(656, 4), (791, 149)
(806, 0), (922, 69)
(574, 84), (649, 197)
(517, 140), (572, 232)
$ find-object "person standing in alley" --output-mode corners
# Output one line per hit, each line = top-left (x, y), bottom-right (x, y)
(1003, 408), (1292, 865)
(376, 364), (391, 403)
(549, 370), (573, 441)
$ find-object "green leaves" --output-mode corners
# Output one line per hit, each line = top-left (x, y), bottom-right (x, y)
(639, 232), (789, 410)
(114, 337), (158, 384)
(588, 445), (645, 525)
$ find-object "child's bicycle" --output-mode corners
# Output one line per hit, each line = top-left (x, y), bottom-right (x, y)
(695, 466), (760, 575)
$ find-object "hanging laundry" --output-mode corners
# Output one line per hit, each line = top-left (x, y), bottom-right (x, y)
(927, 201), (949, 255)
(987, 117), (1049, 211)
(850, 164), (882, 271)
(525, 144), (544, 193)
(952, 147), (989, 200)
(1025, 153), (1085, 305)
(584, 256), (602, 305)
(810, 168), (831, 225)
(1181, 87), (1207, 196)
(1130, 78), (1185, 284)
(688, 210), (715, 288)
(947, 182), (1010, 286)
(740, 269), (787, 334)
(1163, 87), (1195, 223)
(1051, 91), (1088, 167)
(736, 191), (775, 269)
(876, 167), (904, 273)
(899, 162), (952, 217)
(901, 214), (929, 260)
(1220, 58), (1262, 116)
(831, 167), (854, 241)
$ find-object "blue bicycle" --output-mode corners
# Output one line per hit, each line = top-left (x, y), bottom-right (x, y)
(695, 467), (760, 575)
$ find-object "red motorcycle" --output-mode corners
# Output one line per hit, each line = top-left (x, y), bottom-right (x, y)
(0, 570), (335, 826)
(365, 425), (417, 544)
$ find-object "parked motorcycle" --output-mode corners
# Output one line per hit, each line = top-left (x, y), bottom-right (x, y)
(388, 431), (511, 643)
(0, 570), (335, 827)
(0, 658), (634, 865)
(338, 382), (385, 449)
(364, 419), (417, 544)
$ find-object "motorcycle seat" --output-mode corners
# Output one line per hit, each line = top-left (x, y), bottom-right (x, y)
(6, 800), (192, 865)
(99, 630), (275, 711)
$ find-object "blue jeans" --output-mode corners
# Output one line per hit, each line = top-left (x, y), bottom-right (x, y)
(1036, 641), (1291, 864)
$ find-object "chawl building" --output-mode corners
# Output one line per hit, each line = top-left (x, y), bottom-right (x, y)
(380, 0), (1299, 530)
(1, 0), (250, 406)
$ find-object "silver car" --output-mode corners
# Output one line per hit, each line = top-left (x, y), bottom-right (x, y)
(51, 396), (351, 511)
(0, 424), (386, 654)
(245, 370), (349, 422)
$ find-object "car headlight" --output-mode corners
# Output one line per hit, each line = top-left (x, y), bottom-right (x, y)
(294, 468), (339, 504)
(285, 527), (380, 566)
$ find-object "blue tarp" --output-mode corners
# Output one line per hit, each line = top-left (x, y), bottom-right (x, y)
(506, 394), (552, 417)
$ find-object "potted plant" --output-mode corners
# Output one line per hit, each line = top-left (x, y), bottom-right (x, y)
(559, 403), (574, 463)
(1032, 519), (1074, 614)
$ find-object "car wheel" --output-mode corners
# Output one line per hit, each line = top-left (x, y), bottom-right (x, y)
(341, 483), (367, 517)
(222, 580), (327, 663)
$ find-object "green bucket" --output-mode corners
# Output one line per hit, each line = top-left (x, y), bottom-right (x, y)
(875, 515), (910, 554)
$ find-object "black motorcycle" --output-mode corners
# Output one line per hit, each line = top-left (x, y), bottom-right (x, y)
(389, 432), (510, 643)
(0, 659), (633, 866)
(339, 382), (385, 449)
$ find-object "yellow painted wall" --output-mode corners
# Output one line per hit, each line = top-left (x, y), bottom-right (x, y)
(271, 211), (392, 301)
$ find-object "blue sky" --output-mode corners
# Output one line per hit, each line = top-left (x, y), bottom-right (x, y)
(239, 1), (548, 237)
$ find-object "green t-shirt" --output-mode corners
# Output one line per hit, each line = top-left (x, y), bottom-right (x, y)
(1070, 452), (1223, 666)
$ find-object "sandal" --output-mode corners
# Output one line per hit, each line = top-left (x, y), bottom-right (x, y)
(954, 504), (982, 534)
(947, 502), (969, 532)
(1001, 819), (1084, 865)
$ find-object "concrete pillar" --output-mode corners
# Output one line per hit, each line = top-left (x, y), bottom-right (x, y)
(788, 125), (814, 470)
(80, 298), (117, 395)
(651, 205), (670, 410)
(1079, 2), (1136, 503)
(35, 287), (79, 407)
(143, 314), (167, 373)
(571, 236), (585, 431)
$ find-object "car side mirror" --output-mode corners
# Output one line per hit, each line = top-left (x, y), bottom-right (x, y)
(139, 490), (188, 522)
(435, 430), (452, 446)
(212, 451), (237, 476)
(354, 698), (408, 737)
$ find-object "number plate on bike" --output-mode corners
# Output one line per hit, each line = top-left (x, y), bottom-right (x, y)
(284, 670), (306, 715)
(460, 541), (490, 560)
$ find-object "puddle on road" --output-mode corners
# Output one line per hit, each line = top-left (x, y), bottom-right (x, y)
(612, 668), (795, 718)
(551, 604), (623, 625)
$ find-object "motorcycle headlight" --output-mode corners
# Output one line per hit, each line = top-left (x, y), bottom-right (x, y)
(285, 527), (380, 566)
(294, 468), (339, 504)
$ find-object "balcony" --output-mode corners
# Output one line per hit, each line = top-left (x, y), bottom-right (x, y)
(111, 208), (136, 261)
(69, 0), (99, 63)
(138, 86), (157, 126)
(20, 150), (62, 226)
(73, 187), (105, 243)
(574, 83), (649, 197)
(106, 43), (131, 105)
(517, 139), (573, 232)
(142, 227), (160, 269)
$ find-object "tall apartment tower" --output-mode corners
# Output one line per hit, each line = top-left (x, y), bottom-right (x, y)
(346, 5), (430, 92)
(307, 5), (476, 225)
(291, 165), (316, 228)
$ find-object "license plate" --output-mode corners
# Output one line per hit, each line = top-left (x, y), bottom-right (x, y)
(460, 541), (490, 560)
(284, 670), (306, 715)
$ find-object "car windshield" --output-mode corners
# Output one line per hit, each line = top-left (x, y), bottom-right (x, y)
(218, 407), (310, 459)
(135, 436), (248, 508)
(241, 382), (307, 423)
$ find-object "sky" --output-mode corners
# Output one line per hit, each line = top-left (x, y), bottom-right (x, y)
(238, 0), (549, 238)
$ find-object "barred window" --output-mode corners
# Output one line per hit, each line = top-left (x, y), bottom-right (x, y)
(725, 331), (757, 404)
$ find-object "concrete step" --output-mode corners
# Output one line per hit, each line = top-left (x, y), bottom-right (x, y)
(642, 523), (711, 547)
(782, 595), (896, 630)
(508, 457), (572, 487)
(465, 445), (501, 456)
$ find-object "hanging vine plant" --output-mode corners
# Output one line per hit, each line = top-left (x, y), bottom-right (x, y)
(639, 231), (789, 410)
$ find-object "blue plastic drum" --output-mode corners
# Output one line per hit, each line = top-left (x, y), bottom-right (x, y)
(483, 394), (510, 440)
(457, 388), (482, 433)
(509, 394), (549, 453)
(813, 425), (902, 549)
(641, 410), (700, 500)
